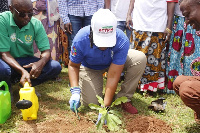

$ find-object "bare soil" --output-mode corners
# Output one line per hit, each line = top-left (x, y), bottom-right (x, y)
(124, 114), (172, 133)
(16, 76), (172, 133)
(17, 109), (96, 133)
(17, 109), (172, 133)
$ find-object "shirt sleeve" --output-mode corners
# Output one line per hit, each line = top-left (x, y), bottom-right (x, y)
(166, 0), (178, 2)
(0, 15), (10, 52)
(58, 0), (70, 24)
(112, 30), (130, 65)
(70, 42), (84, 64)
(112, 43), (129, 65)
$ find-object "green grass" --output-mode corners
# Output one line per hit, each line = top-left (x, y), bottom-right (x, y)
(0, 68), (200, 133)
(132, 93), (200, 133)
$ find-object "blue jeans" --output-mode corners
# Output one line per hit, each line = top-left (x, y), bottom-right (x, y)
(0, 57), (62, 87)
(117, 21), (132, 44)
(67, 15), (93, 53)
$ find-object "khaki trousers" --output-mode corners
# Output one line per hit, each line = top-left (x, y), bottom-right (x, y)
(79, 49), (147, 105)
(173, 75), (200, 114)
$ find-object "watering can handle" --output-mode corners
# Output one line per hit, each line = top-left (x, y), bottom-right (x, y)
(24, 82), (31, 87)
(0, 81), (9, 91)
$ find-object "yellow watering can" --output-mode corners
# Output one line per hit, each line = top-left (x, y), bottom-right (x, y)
(16, 82), (39, 120)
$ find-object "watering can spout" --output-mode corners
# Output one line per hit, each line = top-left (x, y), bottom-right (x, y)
(24, 82), (30, 87)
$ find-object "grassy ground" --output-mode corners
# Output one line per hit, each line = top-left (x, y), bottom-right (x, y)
(0, 68), (200, 133)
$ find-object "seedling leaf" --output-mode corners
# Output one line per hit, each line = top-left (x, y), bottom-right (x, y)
(108, 114), (122, 125)
(106, 114), (120, 131)
(109, 110), (122, 118)
(97, 113), (107, 130)
(89, 95), (127, 131)
(111, 96), (128, 107)
(88, 103), (102, 110)
(99, 108), (108, 114)
(96, 95), (104, 107)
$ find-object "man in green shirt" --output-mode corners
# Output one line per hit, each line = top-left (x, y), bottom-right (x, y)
(0, 0), (61, 93)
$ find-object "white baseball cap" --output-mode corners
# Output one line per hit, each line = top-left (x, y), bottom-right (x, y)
(91, 8), (117, 47)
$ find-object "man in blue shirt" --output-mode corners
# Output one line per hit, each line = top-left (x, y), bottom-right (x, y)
(58, 0), (104, 53)
(68, 9), (147, 115)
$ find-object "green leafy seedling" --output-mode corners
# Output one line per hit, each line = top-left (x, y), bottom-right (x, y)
(89, 95), (128, 131)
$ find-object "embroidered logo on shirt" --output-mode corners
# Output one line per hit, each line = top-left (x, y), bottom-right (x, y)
(25, 35), (32, 43)
(10, 33), (16, 42)
(99, 26), (113, 34)
(71, 46), (77, 56)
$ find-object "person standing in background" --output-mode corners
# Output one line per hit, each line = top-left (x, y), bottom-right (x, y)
(0, 0), (9, 13)
(58, 0), (104, 54)
(104, 0), (132, 45)
(126, 0), (177, 93)
(31, 0), (61, 61)
(104, 0), (132, 82)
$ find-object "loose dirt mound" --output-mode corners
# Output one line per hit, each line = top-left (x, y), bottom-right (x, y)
(18, 112), (96, 133)
(125, 115), (172, 133)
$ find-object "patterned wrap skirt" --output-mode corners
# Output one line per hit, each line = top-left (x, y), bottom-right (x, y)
(132, 30), (166, 92)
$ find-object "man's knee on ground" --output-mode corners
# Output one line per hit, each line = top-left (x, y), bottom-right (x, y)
(0, 66), (11, 79)
(127, 49), (147, 68)
(179, 81), (194, 103)
(50, 60), (62, 74)
(173, 75), (185, 88)
(139, 51), (147, 66)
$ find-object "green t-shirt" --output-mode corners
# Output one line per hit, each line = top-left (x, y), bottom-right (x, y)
(0, 11), (50, 58)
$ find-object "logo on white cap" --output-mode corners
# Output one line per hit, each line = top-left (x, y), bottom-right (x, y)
(99, 26), (113, 34)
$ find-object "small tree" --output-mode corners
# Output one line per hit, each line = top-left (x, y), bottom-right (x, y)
(89, 95), (128, 131)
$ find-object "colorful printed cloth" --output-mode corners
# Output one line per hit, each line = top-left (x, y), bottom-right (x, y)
(166, 15), (200, 90)
(46, 0), (60, 27)
(133, 30), (166, 92)
(32, 0), (62, 61)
